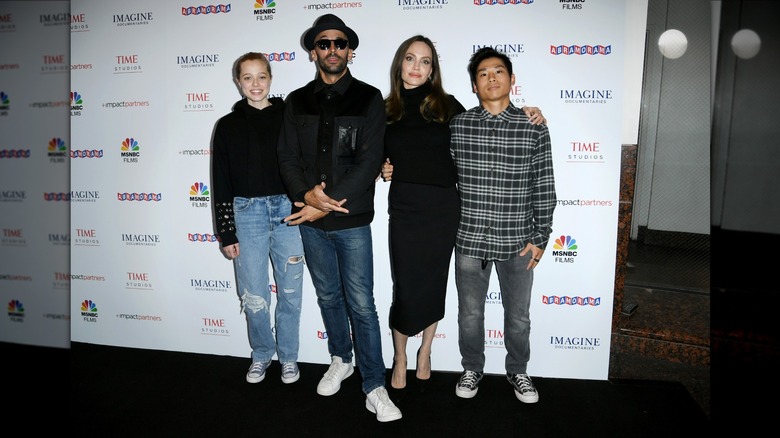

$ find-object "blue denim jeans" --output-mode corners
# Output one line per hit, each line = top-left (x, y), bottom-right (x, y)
(299, 225), (385, 394)
(455, 250), (534, 374)
(233, 195), (304, 364)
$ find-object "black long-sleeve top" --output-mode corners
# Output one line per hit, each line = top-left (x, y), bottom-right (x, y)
(384, 82), (466, 187)
(211, 97), (288, 247)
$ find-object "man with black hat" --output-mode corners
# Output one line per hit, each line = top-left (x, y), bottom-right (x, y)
(277, 13), (402, 423)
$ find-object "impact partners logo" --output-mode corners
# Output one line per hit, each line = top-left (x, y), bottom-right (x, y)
(201, 317), (230, 336)
(7, 299), (24, 322)
(551, 234), (578, 264)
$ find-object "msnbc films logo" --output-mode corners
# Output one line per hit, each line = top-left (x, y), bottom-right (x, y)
(71, 190), (100, 203)
(7, 299), (24, 322)
(53, 271), (70, 290)
(47, 137), (67, 163)
(473, 0), (533, 6)
(80, 299), (98, 322)
(567, 141), (604, 164)
(0, 91), (9, 115)
(112, 11), (153, 27)
(188, 232), (219, 243)
(0, 190), (25, 203)
(254, 0), (277, 21)
(191, 278), (232, 293)
(71, 11), (90, 32)
(122, 232), (160, 247)
(560, 0), (586, 10)
(551, 234), (578, 263)
(117, 191), (162, 202)
(550, 44), (611, 55)
(74, 228), (101, 246)
(182, 4), (232, 16)
(541, 294), (600, 306)
(0, 148), (30, 159)
(114, 54), (143, 74)
(41, 54), (68, 74)
(189, 181), (210, 208)
(560, 88), (613, 104)
(201, 317), (230, 336)
(184, 92), (213, 112)
(2, 228), (26, 247)
(126, 272), (153, 291)
(549, 335), (601, 351)
(177, 53), (220, 69)
(121, 137), (140, 163)
(71, 91), (83, 116)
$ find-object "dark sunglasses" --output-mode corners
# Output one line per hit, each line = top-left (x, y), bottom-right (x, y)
(315, 38), (349, 51)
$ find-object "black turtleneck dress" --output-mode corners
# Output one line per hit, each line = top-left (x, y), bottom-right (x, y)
(385, 84), (465, 336)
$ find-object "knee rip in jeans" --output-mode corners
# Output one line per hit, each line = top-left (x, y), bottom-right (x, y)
(241, 291), (269, 314)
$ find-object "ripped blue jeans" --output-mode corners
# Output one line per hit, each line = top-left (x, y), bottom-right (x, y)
(233, 195), (304, 364)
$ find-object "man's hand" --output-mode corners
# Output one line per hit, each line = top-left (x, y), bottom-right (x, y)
(303, 182), (348, 213)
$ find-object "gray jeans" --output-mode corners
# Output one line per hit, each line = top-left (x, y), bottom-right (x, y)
(455, 250), (534, 374)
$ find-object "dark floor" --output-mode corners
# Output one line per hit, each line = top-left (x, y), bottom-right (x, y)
(614, 235), (710, 418)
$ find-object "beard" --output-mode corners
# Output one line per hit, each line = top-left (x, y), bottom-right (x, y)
(317, 53), (347, 75)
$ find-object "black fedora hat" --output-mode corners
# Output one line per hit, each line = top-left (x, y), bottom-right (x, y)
(302, 13), (359, 51)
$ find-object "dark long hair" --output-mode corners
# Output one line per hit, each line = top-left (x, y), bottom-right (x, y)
(385, 35), (455, 124)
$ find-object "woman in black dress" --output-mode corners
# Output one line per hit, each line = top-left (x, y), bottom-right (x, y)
(382, 35), (464, 389)
(382, 35), (547, 389)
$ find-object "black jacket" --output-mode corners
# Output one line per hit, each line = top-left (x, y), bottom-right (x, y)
(277, 70), (385, 231)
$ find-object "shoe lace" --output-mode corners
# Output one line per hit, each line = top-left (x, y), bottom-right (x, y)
(322, 360), (345, 382)
(250, 361), (267, 374)
(460, 371), (479, 387)
(513, 374), (535, 393)
(282, 362), (297, 376)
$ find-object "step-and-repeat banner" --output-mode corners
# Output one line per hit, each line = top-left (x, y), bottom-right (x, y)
(3, 0), (638, 380)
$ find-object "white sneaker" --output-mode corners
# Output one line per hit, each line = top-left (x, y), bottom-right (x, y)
(365, 386), (403, 422)
(316, 356), (353, 396)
